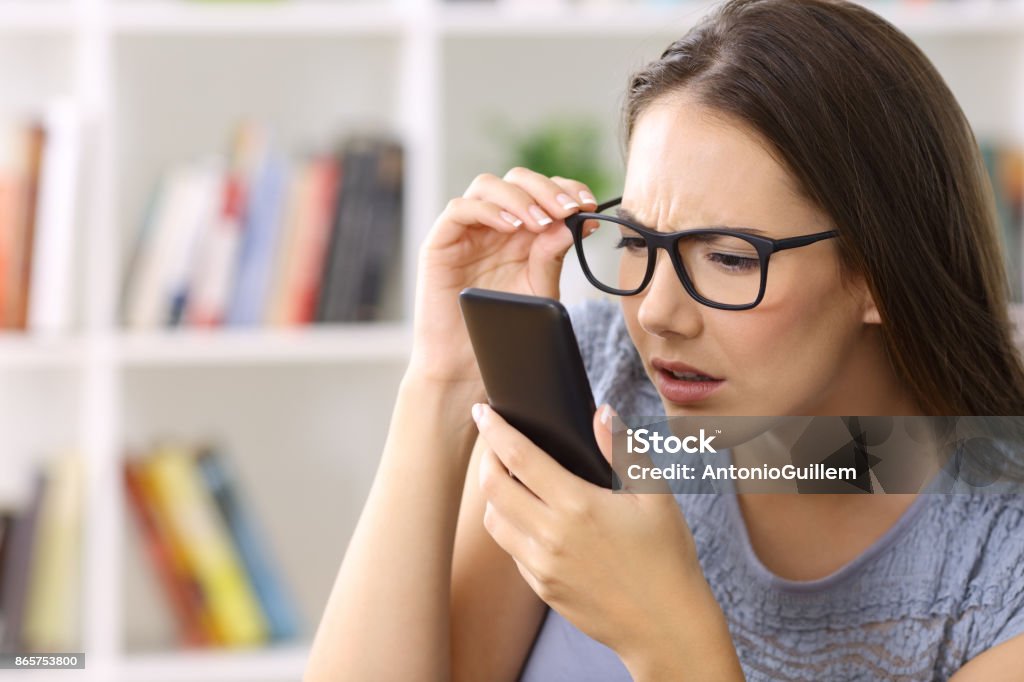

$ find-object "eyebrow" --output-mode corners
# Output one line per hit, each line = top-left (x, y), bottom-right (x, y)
(614, 206), (772, 237)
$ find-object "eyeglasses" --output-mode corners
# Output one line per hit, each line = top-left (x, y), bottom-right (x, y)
(564, 196), (839, 310)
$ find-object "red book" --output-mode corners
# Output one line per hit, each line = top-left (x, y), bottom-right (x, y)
(123, 457), (215, 647)
(293, 157), (341, 325)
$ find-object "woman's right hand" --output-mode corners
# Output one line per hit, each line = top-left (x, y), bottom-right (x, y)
(408, 167), (598, 384)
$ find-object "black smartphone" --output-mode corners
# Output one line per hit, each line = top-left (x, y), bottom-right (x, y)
(458, 287), (613, 488)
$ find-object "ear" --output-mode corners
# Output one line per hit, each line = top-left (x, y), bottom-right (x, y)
(857, 276), (882, 325)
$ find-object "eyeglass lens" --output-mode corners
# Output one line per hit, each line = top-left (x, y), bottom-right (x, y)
(578, 215), (763, 306)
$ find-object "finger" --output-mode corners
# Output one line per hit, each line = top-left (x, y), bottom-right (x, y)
(594, 404), (615, 467)
(427, 196), (523, 250)
(463, 171), (559, 233)
(612, 419), (676, 495)
(595, 403), (635, 493)
(549, 175), (598, 209)
(478, 446), (553, 539)
(501, 167), (585, 233)
(472, 403), (582, 505)
(482, 499), (543, 569)
(547, 176), (603, 241)
(511, 557), (547, 601)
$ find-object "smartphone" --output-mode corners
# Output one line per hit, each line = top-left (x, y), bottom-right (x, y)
(459, 287), (613, 488)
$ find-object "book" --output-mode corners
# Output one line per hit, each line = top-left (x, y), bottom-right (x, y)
(7, 123), (45, 330)
(267, 156), (341, 326)
(167, 160), (222, 327)
(123, 162), (221, 329)
(0, 511), (14, 645)
(225, 148), (288, 326)
(264, 159), (313, 326)
(184, 122), (268, 327)
(982, 142), (1024, 303)
(0, 472), (46, 653)
(142, 446), (268, 647)
(124, 456), (215, 647)
(27, 99), (80, 336)
(316, 137), (402, 323)
(0, 121), (28, 331)
(195, 448), (299, 642)
(355, 139), (403, 322)
(21, 454), (82, 653)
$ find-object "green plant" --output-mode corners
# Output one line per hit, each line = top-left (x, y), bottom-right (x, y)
(486, 115), (616, 200)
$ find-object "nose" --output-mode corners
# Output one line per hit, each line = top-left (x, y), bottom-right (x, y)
(636, 250), (704, 339)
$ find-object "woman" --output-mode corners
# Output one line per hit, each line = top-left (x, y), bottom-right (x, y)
(305, 0), (1024, 679)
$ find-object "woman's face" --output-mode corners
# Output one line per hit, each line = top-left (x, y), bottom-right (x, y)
(620, 94), (882, 417)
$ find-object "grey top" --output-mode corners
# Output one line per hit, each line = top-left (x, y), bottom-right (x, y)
(517, 298), (1024, 681)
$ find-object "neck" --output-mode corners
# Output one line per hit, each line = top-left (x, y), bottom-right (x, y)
(809, 325), (923, 416)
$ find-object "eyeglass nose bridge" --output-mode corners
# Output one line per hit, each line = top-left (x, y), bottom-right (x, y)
(638, 237), (697, 301)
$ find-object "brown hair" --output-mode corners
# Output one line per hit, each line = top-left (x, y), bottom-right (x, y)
(621, 0), (1024, 416)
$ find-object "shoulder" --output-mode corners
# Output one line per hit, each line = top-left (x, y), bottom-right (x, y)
(565, 297), (660, 416)
(928, 494), (1024, 662)
(565, 298), (627, 374)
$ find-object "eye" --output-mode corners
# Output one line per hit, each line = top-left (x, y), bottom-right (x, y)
(615, 236), (646, 251)
(706, 251), (759, 272)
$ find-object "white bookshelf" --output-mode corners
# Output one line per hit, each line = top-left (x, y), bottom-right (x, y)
(0, 1), (1022, 681)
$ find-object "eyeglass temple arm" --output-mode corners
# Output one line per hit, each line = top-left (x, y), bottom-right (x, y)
(594, 196), (623, 213)
(772, 231), (839, 251)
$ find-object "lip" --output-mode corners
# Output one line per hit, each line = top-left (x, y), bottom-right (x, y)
(651, 357), (725, 405)
(651, 357), (723, 380)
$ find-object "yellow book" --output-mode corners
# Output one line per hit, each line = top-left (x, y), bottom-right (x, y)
(22, 452), (83, 653)
(144, 446), (267, 647)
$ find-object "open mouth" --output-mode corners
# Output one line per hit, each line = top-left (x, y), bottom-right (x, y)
(665, 369), (719, 382)
(651, 359), (725, 404)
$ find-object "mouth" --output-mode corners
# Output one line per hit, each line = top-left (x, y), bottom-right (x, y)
(651, 358), (725, 405)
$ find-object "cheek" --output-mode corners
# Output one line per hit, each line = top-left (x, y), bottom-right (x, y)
(724, 268), (860, 406)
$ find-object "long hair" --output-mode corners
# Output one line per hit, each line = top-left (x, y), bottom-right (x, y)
(621, 0), (1024, 417)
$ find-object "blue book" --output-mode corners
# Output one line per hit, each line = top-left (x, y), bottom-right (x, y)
(195, 448), (300, 642)
(225, 149), (288, 326)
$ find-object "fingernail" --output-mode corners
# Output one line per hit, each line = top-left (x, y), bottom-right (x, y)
(600, 404), (615, 426)
(556, 193), (579, 210)
(500, 210), (523, 228)
(579, 190), (596, 206)
(529, 205), (552, 226)
(472, 403), (484, 424)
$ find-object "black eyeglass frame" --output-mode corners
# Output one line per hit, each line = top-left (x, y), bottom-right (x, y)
(564, 196), (840, 310)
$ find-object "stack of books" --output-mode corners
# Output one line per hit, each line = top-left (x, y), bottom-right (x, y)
(124, 445), (300, 648)
(121, 123), (404, 330)
(0, 454), (83, 654)
(981, 141), (1024, 303)
(0, 101), (80, 335)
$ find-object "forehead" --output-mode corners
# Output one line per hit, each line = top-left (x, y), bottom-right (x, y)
(623, 95), (825, 235)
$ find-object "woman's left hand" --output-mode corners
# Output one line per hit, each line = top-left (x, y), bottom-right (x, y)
(472, 402), (744, 679)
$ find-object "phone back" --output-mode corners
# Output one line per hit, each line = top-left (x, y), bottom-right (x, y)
(459, 288), (612, 488)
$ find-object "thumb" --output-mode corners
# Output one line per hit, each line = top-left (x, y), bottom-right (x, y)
(594, 403), (618, 466)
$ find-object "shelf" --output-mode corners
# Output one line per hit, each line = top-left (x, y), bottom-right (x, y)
(0, 1), (77, 34)
(870, 0), (1024, 35)
(440, 1), (710, 36)
(119, 642), (308, 682)
(0, 334), (83, 369)
(439, 0), (1024, 36)
(111, 1), (408, 35)
(117, 323), (412, 366)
